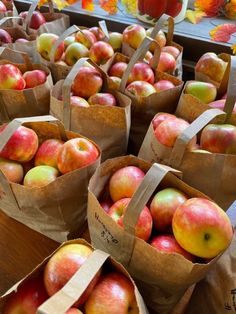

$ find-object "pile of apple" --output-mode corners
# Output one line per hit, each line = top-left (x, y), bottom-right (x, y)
(36, 26), (124, 67)
(99, 165), (233, 260)
(152, 112), (236, 155)
(0, 63), (48, 90)
(0, 28), (31, 45)
(0, 0), (13, 15)
(122, 24), (181, 74)
(108, 58), (177, 97)
(0, 123), (99, 187)
(3, 242), (139, 314)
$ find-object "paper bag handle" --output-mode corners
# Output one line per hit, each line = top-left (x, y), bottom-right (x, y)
(169, 108), (226, 168)
(23, 0), (54, 32)
(223, 55), (236, 121)
(0, 16), (23, 26)
(49, 25), (80, 63)
(0, 115), (67, 153)
(37, 250), (109, 314)
(119, 36), (161, 93)
(98, 20), (109, 40)
(150, 14), (175, 45)
(0, 46), (32, 69)
(119, 163), (181, 265)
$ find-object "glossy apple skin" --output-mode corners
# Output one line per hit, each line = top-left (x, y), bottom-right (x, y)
(144, 51), (153, 63)
(36, 33), (64, 62)
(126, 81), (156, 97)
(108, 198), (153, 241)
(34, 139), (64, 169)
(123, 24), (146, 50)
(108, 62), (128, 78)
(185, 81), (217, 104)
(173, 198), (233, 258)
(150, 188), (188, 232)
(195, 52), (227, 83)
(0, 64), (25, 90)
(3, 276), (48, 314)
(57, 138), (99, 174)
(208, 99), (236, 113)
(0, 124), (38, 162)
(71, 67), (103, 99)
(146, 28), (166, 51)
(44, 244), (101, 307)
(75, 29), (97, 49)
(0, 157), (24, 183)
(64, 35), (76, 48)
(108, 32), (123, 51)
(66, 308), (83, 314)
(152, 113), (176, 131)
(0, 29), (12, 44)
(89, 26), (105, 41)
(19, 11), (46, 30)
(15, 38), (29, 43)
(89, 41), (114, 65)
(23, 165), (59, 187)
(154, 80), (175, 93)
(85, 272), (139, 314)
(127, 62), (155, 85)
(156, 52), (176, 73)
(200, 124), (236, 154)
(150, 235), (195, 262)
(71, 96), (90, 108)
(155, 117), (197, 149)
(88, 93), (117, 107)
(0, 1), (7, 12)
(161, 46), (180, 59)
(23, 69), (47, 88)
(108, 76), (121, 90)
(64, 42), (89, 66)
(109, 166), (145, 202)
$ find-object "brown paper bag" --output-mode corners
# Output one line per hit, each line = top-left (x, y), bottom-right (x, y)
(0, 1), (18, 23)
(120, 36), (183, 154)
(0, 48), (53, 122)
(0, 239), (148, 314)
(50, 57), (131, 161)
(186, 225), (236, 314)
(122, 14), (183, 79)
(176, 55), (236, 126)
(139, 107), (236, 210)
(87, 155), (233, 313)
(0, 116), (101, 242)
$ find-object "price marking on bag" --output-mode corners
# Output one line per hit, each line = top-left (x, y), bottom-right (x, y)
(95, 212), (119, 245)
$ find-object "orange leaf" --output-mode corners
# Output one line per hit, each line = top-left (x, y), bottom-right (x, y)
(185, 9), (206, 24)
(99, 0), (118, 14)
(209, 23), (236, 42)
(82, 0), (94, 11)
(194, 0), (224, 17)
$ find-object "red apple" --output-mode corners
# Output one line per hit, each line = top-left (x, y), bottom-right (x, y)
(200, 124), (236, 154)
(89, 26), (105, 41)
(36, 33), (64, 62)
(161, 46), (180, 59)
(154, 80), (175, 92)
(85, 272), (139, 314)
(71, 66), (103, 98)
(108, 76), (121, 90)
(64, 42), (89, 66)
(173, 198), (233, 258)
(75, 29), (97, 49)
(108, 32), (123, 51)
(126, 81), (156, 97)
(123, 24), (146, 50)
(127, 62), (155, 85)
(195, 52), (227, 83)
(155, 117), (197, 148)
(34, 139), (64, 169)
(70, 96), (90, 108)
(19, 11), (46, 30)
(0, 124), (38, 162)
(66, 308), (83, 314)
(152, 113), (176, 130)
(89, 41), (114, 65)
(108, 198), (153, 241)
(3, 276), (48, 314)
(88, 93), (117, 107)
(0, 29), (12, 44)
(23, 69), (47, 88)
(24, 165), (59, 187)
(146, 28), (166, 51)
(100, 198), (113, 213)
(185, 81), (217, 104)
(0, 1), (7, 12)
(44, 243), (101, 306)
(0, 157), (24, 183)
(208, 99), (236, 113)
(15, 38), (29, 43)
(108, 62), (128, 78)
(0, 64), (25, 90)
(156, 52), (176, 73)
(109, 166), (145, 202)
(57, 138), (99, 174)
(150, 187), (188, 232)
(64, 35), (76, 48)
(150, 235), (195, 261)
